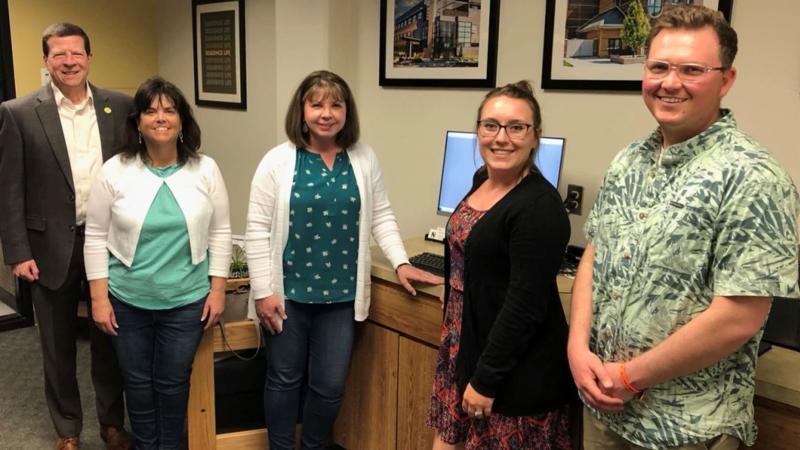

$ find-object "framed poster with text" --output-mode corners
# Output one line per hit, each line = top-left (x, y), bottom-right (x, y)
(192, 0), (247, 108)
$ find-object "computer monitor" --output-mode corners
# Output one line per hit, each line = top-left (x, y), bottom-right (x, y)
(436, 130), (566, 215)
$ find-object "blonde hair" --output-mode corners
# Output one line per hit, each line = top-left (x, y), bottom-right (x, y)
(646, 4), (737, 68)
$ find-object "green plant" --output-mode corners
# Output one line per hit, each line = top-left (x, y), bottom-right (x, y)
(622, 1), (650, 56)
(230, 244), (248, 279)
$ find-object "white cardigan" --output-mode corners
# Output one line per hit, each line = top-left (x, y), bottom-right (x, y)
(84, 153), (232, 280)
(245, 141), (409, 321)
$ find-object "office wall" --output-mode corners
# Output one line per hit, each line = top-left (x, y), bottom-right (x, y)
(346, 0), (800, 245)
(8, 0), (158, 97)
(157, 0), (340, 233)
(724, 0), (800, 190)
(0, 248), (14, 295)
(153, 0), (798, 245)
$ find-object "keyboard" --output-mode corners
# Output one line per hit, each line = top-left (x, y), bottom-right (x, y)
(409, 252), (445, 277)
(559, 258), (578, 277)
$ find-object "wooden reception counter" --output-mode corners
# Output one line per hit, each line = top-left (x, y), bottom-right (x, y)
(334, 237), (577, 449)
(187, 238), (800, 449)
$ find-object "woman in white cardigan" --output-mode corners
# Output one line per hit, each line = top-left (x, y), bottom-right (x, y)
(84, 77), (231, 449)
(246, 70), (441, 450)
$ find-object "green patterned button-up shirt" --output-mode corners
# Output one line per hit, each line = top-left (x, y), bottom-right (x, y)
(585, 110), (799, 449)
(283, 148), (360, 304)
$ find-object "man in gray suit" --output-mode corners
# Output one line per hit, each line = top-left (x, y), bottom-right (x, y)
(0, 23), (132, 450)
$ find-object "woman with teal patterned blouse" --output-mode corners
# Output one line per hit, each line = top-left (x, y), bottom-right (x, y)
(245, 70), (442, 450)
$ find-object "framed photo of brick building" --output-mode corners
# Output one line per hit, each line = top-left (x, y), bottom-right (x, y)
(380, 0), (500, 88)
(541, 0), (733, 91)
(192, 0), (247, 109)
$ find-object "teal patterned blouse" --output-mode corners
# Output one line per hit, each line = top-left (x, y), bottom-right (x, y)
(584, 110), (799, 448)
(283, 148), (361, 303)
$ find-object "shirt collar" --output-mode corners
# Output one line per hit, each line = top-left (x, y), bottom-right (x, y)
(642, 109), (737, 167)
(51, 81), (94, 110)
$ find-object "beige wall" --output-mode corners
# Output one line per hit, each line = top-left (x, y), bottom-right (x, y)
(154, 0), (798, 244)
(157, 0), (345, 233)
(724, 0), (800, 187)
(10, 0), (795, 245)
(8, 0), (159, 97)
(346, 0), (800, 245)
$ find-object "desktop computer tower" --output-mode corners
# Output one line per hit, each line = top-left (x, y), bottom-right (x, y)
(762, 260), (800, 351)
(763, 297), (800, 351)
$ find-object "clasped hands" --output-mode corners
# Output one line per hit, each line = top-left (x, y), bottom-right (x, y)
(569, 347), (640, 413)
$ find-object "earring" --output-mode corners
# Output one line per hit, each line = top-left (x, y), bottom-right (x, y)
(179, 131), (184, 143)
(138, 131), (142, 145)
(302, 122), (309, 133)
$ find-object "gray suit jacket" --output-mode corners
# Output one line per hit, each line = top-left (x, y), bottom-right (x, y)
(0, 83), (133, 290)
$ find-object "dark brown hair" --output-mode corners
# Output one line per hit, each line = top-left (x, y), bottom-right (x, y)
(646, 4), (737, 68)
(476, 80), (543, 175)
(285, 70), (360, 150)
(123, 77), (201, 164)
(42, 23), (91, 56)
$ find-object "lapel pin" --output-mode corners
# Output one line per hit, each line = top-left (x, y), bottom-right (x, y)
(104, 106), (112, 114)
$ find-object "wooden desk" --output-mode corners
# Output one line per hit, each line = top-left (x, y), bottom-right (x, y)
(752, 346), (800, 449)
(331, 238), (574, 449)
(188, 320), (266, 450)
(331, 279), (441, 448)
(186, 239), (800, 449)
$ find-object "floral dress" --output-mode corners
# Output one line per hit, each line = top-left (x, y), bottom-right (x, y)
(426, 201), (572, 450)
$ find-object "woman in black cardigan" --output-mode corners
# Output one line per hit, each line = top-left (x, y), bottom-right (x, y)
(426, 81), (576, 450)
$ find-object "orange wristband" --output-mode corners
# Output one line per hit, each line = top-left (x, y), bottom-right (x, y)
(619, 363), (642, 394)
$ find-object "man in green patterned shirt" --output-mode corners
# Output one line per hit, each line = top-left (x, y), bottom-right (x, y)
(567, 5), (799, 450)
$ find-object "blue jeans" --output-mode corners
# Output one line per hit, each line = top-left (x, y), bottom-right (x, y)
(110, 294), (206, 450)
(264, 300), (355, 450)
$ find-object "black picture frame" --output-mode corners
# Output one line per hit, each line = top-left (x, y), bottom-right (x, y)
(192, 0), (247, 109)
(541, 0), (734, 91)
(379, 0), (500, 88)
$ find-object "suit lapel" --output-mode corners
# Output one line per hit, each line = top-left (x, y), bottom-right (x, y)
(34, 86), (75, 193)
(91, 84), (117, 162)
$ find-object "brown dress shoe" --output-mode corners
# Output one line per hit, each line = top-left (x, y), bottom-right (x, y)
(100, 425), (133, 450)
(55, 437), (79, 450)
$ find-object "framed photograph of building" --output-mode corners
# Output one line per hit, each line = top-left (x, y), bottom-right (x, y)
(541, 0), (733, 91)
(192, 0), (247, 109)
(380, 0), (500, 88)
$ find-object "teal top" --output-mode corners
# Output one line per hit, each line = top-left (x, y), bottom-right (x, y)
(108, 163), (210, 310)
(283, 148), (360, 303)
(584, 110), (800, 448)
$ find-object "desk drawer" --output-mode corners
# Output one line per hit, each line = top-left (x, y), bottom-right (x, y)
(369, 279), (442, 347)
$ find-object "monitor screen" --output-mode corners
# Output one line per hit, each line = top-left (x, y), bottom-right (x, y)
(436, 131), (566, 215)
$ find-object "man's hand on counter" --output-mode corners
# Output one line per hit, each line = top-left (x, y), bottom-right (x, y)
(396, 263), (444, 296)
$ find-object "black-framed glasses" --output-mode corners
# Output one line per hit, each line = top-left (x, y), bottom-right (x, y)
(476, 120), (532, 140)
(644, 59), (727, 82)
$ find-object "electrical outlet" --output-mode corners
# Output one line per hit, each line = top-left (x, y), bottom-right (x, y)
(565, 184), (583, 215)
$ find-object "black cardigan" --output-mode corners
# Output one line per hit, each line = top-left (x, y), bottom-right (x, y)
(444, 170), (577, 416)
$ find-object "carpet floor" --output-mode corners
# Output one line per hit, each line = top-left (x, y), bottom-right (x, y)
(0, 323), (106, 450)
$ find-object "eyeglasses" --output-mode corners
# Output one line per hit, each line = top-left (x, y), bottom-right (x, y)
(476, 120), (532, 140)
(644, 59), (726, 82)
